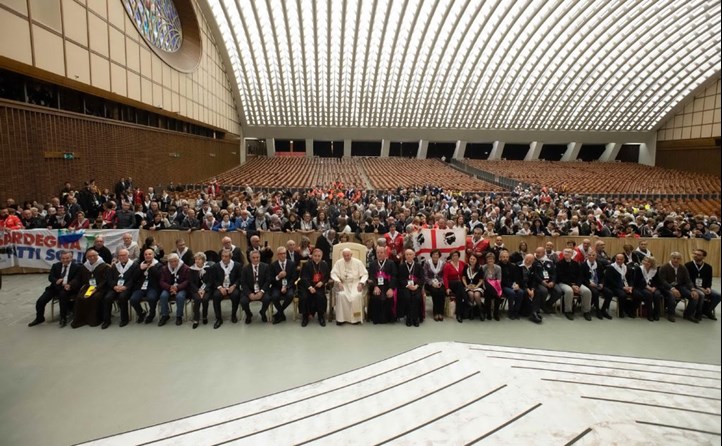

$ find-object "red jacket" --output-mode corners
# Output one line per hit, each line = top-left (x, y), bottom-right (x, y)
(0, 214), (23, 230)
(465, 236), (490, 258)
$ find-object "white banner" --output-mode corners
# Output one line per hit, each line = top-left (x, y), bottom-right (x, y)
(414, 227), (467, 263)
(0, 229), (139, 270)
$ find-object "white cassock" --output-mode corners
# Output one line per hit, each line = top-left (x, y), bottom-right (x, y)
(331, 257), (368, 323)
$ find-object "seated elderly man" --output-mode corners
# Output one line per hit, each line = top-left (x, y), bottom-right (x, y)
(658, 252), (700, 323)
(240, 250), (272, 324)
(686, 249), (721, 321)
(28, 250), (81, 327)
(158, 253), (191, 326)
(219, 236), (244, 265)
(331, 247), (369, 325)
(102, 248), (138, 329)
(115, 232), (140, 261)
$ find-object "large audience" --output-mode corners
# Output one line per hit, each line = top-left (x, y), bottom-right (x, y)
(0, 165), (719, 330)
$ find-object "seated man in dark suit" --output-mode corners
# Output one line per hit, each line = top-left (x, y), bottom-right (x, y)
(102, 248), (138, 329)
(246, 235), (274, 264)
(28, 250), (81, 327)
(240, 250), (272, 324)
(129, 248), (162, 324)
(658, 252), (700, 323)
(210, 249), (242, 329)
(172, 238), (194, 266)
(270, 246), (297, 324)
(603, 253), (637, 318)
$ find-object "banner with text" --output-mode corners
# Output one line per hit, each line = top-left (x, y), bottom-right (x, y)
(0, 229), (139, 270)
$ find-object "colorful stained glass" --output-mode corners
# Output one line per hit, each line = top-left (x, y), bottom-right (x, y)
(123, 0), (183, 53)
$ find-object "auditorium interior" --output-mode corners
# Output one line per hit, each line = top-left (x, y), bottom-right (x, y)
(0, 0), (720, 445)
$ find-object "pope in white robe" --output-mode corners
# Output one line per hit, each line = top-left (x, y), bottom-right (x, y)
(331, 248), (369, 324)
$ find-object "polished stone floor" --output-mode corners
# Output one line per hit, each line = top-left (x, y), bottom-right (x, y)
(0, 274), (719, 446)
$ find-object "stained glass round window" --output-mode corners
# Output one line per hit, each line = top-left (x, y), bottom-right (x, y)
(123, 0), (183, 53)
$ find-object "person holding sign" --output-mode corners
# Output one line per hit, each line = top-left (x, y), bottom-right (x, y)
(71, 249), (110, 328)
(102, 248), (138, 329)
(367, 246), (397, 324)
(28, 250), (80, 328)
(299, 248), (330, 327)
(397, 249), (424, 327)
(331, 248), (368, 325)
(210, 249), (242, 329)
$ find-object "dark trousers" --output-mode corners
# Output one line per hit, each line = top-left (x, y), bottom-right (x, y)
(663, 286), (698, 318)
(212, 289), (240, 321)
(36, 286), (72, 320)
(519, 292), (541, 317)
(604, 287), (639, 317)
(448, 280), (466, 317)
(503, 287), (525, 318)
(398, 288), (423, 322)
(299, 288), (326, 317)
(240, 292), (271, 316)
(539, 283), (562, 308)
(192, 293), (210, 321)
(484, 281), (502, 317)
(426, 285), (446, 316)
(103, 289), (131, 323)
(271, 286), (295, 314)
(633, 288), (667, 318)
(129, 288), (158, 316)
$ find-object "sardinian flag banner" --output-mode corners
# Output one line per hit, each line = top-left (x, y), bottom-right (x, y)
(0, 229), (138, 270)
(414, 228), (467, 263)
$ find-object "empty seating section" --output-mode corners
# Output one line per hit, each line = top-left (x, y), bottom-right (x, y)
(462, 160), (720, 195)
(212, 157), (368, 190)
(207, 157), (505, 193)
(360, 158), (504, 192)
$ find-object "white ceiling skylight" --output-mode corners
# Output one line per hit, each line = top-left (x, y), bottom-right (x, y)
(208, 0), (721, 131)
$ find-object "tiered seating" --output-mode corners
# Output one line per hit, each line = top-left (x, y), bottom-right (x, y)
(361, 158), (505, 192)
(211, 157), (368, 190)
(462, 160), (720, 196)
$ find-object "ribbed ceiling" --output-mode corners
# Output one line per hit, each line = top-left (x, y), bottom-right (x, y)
(208, 0), (721, 131)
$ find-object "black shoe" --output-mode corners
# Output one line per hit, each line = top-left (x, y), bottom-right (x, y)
(245, 315), (252, 324)
(583, 312), (592, 321)
(406, 318), (412, 326)
(192, 321), (199, 329)
(231, 314), (238, 324)
(261, 313), (268, 323)
(335, 321), (343, 326)
(28, 318), (45, 327)
(493, 314), (500, 321)
(119, 320), (129, 327)
(647, 315), (655, 322)
(213, 320), (222, 329)
(59, 318), (67, 328)
(529, 313), (542, 324)
(627, 311), (637, 319)
(136, 311), (147, 323)
(667, 314), (676, 322)
(542, 303), (553, 314)
(302, 317), (309, 327)
(272, 315), (283, 325)
(203, 318), (208, 325)
(101, 321), (111, 329)
(684, 315), (699, 324)
(319, 316), (326, 327)
(602, 311), (612, 320)
(565, 312), (574, 321)
(706, 312), (717, 321)
(175, 317), (182, 326)
(158, 315), (170, 327)
(145, 313), (155, 324)
(654, 314), (660, 321)
(535, 311), (544, 319)
(596, 310), (603, 320)
(456, 315), (463, 323)
(618, 311), (625, 319)
(413, 320), (419, 327)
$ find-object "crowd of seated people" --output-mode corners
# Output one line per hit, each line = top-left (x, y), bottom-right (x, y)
(1, 173), (720, 329)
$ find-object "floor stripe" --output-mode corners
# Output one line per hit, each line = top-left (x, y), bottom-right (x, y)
(136, 351), (446, 445)
(289, 372), (481, 446)
(564, 427), (593, 445)
(469, 346), (720, 372)
(78, 346), (442, 445)
(374, 385), (508, 445)
(463, 403), (543, 445)
(581, 396), (721, 416)
(204, 360), (461, 445)
(541, 378), (721, 401)
(488, 354), (719, 380)
(511, 366), (722, 390)
(635, 420), (722, 436)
